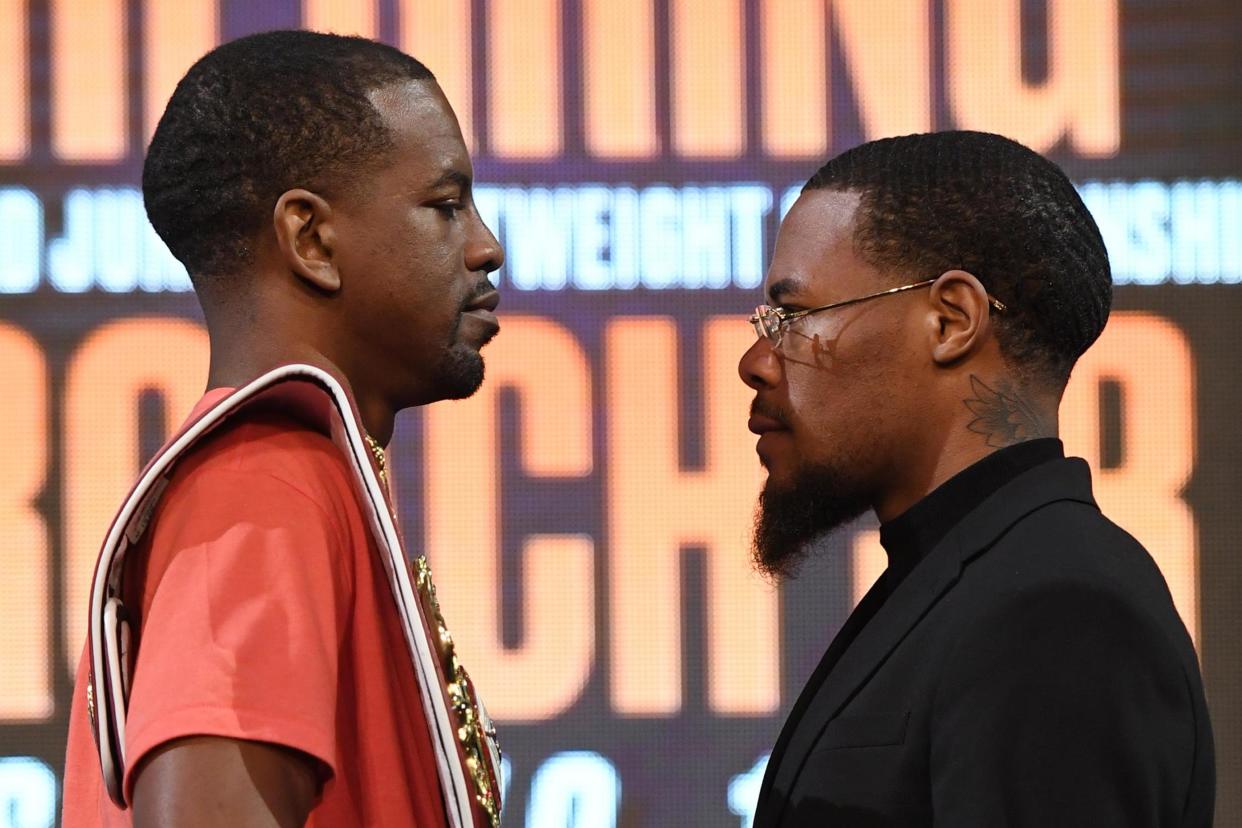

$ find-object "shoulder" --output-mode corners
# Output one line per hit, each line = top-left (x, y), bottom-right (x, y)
(139, 408), (368, 572)
(941, 499), (1200, 691)
(174, 408), (358, 514)
(1006, 496), (1146, 557)
(969, 498), (1181, 624)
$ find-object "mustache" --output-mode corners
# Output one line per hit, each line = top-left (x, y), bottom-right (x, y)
(750, 398), (792, 428)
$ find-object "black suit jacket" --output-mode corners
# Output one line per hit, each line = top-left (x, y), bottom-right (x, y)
(755, 457), (1214, 827)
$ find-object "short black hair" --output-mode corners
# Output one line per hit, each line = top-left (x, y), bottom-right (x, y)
(804, 131), (1111, 386)
(143, 30), (435, 281)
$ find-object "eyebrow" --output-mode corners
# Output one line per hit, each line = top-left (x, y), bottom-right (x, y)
(766, 277), (805, 305)
(428, 169), (472, 191)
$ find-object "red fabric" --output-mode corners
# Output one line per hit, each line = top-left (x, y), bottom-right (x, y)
(63, 390), (449, 826)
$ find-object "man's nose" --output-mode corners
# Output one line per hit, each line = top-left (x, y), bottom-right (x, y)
(739, 335), (783, 391)
(467, 213), (505, 273)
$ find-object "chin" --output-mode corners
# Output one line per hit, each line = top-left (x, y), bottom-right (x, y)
(759, 456), (793, 485)
(436, 346), (486, 400)
(751, 458), (872, 580)
(758, 453), (804, 495)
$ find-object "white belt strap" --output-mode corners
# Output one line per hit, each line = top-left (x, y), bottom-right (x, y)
(86, 364), (476, 826)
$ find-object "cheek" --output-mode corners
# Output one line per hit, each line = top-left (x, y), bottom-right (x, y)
(410, 225), (472, 306)
(411, 237), (460, 288)
(385, 228), (464, 319)
(782, 358), (892, 459)
(782, 366), (844, 451)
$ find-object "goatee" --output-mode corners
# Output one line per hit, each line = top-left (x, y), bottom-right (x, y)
(752, 462), (870, 579)
(437, 344), (486, 399)
(437, 289), (495, 399)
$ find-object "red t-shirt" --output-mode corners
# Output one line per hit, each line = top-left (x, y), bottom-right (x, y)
(63, 390), (449, 826)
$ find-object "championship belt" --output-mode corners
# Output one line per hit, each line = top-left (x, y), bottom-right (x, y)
(85, 364), (502, 826)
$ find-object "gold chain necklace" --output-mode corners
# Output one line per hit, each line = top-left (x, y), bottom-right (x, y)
(363, 434), (388, 488)
(362, 434), (501, 823)
(413, 555), (502, 825)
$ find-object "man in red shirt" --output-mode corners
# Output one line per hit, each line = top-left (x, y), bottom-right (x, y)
(62, 30), (504, 826)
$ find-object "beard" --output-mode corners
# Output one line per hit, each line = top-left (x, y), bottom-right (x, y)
(752, 458), (871, 580)
(434, 342), (486, 400)
(432, 280), (497, 399)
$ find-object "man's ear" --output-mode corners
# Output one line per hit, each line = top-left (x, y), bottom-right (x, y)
(925, 269), (994, 365)
(273, 189), (341, 292)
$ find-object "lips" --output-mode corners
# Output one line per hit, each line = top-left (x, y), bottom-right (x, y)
(748, 399), (790, 435)
(460, 288), (501, 341)
(464, 289), (500, 313)
(748, 414), (787, 435)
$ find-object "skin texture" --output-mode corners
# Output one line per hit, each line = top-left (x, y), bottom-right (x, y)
(739, 189), (1058, 575)
(131, 79), (503, 826)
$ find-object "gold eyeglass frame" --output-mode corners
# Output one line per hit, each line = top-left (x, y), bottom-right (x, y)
(749, 278), (1007, 349)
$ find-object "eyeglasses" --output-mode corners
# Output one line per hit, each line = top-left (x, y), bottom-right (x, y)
(749, 278), (1007, 350)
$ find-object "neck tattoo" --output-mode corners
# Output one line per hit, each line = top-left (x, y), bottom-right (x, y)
(962, 375), (1050, 447)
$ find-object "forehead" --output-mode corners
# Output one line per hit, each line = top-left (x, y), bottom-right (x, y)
(765, 188), (867, 303)
(367, 79), (471, 180)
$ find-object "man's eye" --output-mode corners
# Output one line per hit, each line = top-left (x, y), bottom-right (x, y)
(435, 201), (464, 217)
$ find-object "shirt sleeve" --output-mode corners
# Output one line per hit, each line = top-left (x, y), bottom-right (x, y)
(928, 581), (1198, 827)
(121, 466), (355, 801)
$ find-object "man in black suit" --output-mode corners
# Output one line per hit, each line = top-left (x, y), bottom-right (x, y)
(739, 131), (1214, 826)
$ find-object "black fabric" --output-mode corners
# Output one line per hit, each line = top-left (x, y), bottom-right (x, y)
(879, 438), (1064, 581)
(754, 455), (1215, 827)
(834, 440), (1066, 667)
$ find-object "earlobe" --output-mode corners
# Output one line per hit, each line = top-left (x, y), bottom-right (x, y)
(928, 270), (991, 366)
(273, 189), (341, 293)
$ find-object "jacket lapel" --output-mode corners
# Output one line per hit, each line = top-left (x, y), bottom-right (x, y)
(758, 458), (1096, 827)
(754, 569), (893, 817)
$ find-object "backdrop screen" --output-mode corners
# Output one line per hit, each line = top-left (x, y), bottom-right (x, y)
(1, 1), (1240, 825)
